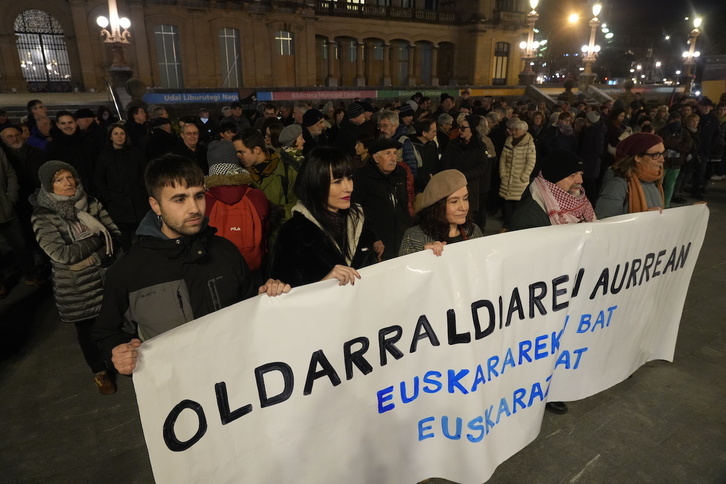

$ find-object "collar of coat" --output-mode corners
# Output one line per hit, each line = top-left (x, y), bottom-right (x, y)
(291, 201), (364, 266)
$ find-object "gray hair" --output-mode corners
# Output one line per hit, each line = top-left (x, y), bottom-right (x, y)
(437, 113), (453, 126)
(510, 119), (529, 132)
(378, 109), (400, 126)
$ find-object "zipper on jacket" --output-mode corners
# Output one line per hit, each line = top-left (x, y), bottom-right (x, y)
(176, 288), (188, 320)
(208, 278), (222, 311)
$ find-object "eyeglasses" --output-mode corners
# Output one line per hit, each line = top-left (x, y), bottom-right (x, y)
(460, 125), (471, 130)
(642, 152), (665, 159)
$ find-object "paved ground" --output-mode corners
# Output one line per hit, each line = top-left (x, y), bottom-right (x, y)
(1, 181), (725, 483)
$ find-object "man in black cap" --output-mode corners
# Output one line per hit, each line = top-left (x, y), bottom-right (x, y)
(434, 94), (456, 119)
(511, 149), (596, 231)
(352, 138), (411, 260)
(146, 117), (176, 160)
(301, 108), (328, 157)
(335, 102), (367, 158)
(75, 108), (106, 158)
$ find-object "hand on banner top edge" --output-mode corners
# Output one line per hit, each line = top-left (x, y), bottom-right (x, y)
(258, 279), (291, 297)
(424, 241), (447, 257)
(323, 265), (361, 286)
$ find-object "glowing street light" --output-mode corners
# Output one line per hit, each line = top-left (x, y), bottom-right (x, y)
(96, 0), (131, 67)
(518, 0), (541, 85)
(682, 16), (702, 93)
(580, 3), (602, 82)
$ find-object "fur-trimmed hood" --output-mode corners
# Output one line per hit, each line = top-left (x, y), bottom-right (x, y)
(205, 172), (256, 205)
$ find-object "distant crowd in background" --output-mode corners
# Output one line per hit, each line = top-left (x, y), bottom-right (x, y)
(1, 88), (725, 402)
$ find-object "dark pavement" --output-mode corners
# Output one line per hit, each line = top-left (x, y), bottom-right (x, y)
(2, 180), (725, 483)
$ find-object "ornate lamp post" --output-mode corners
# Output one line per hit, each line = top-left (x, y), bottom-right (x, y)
(96, 0), (132, 68)
(681, 17), (702, 94)
(579, 3), (601, 87)
(518, 0), (540, 86)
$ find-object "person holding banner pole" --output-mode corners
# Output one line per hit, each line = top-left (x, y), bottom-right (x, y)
(398, 169), (483, 257)
(92, 155), (290, 376)
(595, 133), (666, 219)
(271, 146), (383, 287)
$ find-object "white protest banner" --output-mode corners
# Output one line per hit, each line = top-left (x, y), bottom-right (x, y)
(133, 204), (708, 483)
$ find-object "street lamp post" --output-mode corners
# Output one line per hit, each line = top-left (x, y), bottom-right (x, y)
(682, 17), (702, 94)
(96, 0), (132, 68)
(518, 0), (540, 86)
(579, 3), (602, 87)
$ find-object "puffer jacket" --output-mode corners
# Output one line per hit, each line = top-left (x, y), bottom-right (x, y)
(31, 192), (119, 323)
(499, 132), (536, 201)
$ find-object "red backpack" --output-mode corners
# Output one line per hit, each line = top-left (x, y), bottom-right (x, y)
(208, 193), (265, 272)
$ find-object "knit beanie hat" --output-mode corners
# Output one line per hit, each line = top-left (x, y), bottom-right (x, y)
(279, 124), (303, 147)
(207, 140), (237, 166)
(667, 112), (682, 122)
(74, 108), (95, 119)
(346, 102), (365, 119)
(151, 117), (171, 129)
(303, 109), (324, 127)
(209, 163), (245, 176)
(465, 114), (481, 131)
(586, 111), (601, 124)
(419, 169), (468, 210)
(615, 133), (663, 159)
(540, 150), (584, 184)
(39, 160), (80, 192)
(398, 104), (415, 119)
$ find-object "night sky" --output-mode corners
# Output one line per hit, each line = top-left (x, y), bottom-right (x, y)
(535, 0), (726, 56)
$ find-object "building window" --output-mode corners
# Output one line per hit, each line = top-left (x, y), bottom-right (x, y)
(492, 42), (510, 85)
(402, 0), (413, 7)
(425, 0), (439, 9)
(14, 9), (72, 91)
(348, 41), (357, 62)
(154, 24), (183, 88)
(218, 28), (241, 88)
(275, 31), (294, 56)
(372, 41), (384, 61)
(377, 0), (391, 6)
(495, 0), (518, 12)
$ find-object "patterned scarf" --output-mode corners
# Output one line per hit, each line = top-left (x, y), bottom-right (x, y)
(530, 174), (597, 225)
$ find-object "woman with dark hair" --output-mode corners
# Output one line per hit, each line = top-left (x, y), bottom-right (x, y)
(271, 146), (383, 287)
(399, 169), (482, 256)
(94, 123), (148, 250)
(440, 114), (490, 227)
(262, 117), (284, 150)
(31, 161), (120, 394)
(327, 107), (346, 145)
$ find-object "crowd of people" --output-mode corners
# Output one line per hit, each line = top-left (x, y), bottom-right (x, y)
(0, 89), (724, 405)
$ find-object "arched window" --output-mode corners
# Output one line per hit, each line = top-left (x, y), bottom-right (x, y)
(14, 9), (72, 92)
(154, 25), (183, 88)
(219, 28), (242, 88)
